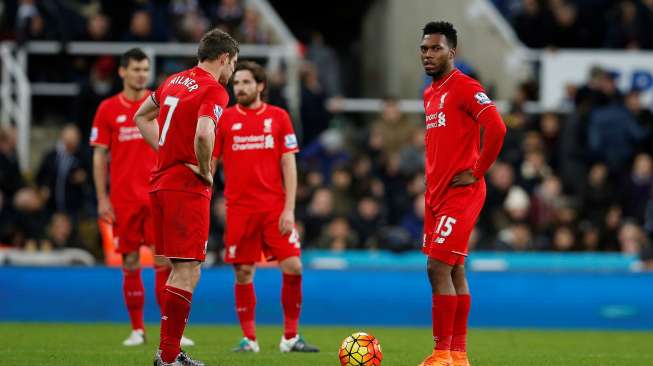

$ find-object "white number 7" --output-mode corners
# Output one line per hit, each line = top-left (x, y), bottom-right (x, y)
(159, 96), (179, 146)
(435, 215), (457, 237)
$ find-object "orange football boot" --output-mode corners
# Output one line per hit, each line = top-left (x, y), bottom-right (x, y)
(451, 351), (471, 366)
(418, 349), (453, 366)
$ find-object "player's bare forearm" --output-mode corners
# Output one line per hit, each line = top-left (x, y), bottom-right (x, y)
(195, 117), (216, 174)
(92, 146), (115, 221)
(134, 97), (160, 150)
(278, 152), (297, 235)
(281, 152), (297, 211)
(140, 120), (160, 151)
(92, 147), (109, 200)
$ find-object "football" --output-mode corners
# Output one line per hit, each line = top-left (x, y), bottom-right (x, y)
(338, 332), (383, 366)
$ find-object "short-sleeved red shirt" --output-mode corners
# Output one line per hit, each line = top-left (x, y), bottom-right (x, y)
(423, 69), (496, 210)
(213, 103), (299, 212)
(90, 92), (156, 204)
(150, 66), (229, 198)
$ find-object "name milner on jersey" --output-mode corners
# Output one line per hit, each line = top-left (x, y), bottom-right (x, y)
(168, 75), (199, 92)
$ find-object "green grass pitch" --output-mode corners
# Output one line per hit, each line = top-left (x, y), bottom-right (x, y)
(1, 323), (652, 365)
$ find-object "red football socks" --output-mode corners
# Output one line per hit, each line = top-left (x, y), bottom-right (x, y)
(235, 283), (257, 340)
(282, 273), (302, 339)
(154, 264), (172, 309)
(159, 286), (192, 363)
(452, 294), (471, 352)
(122, 268), (145, 331)
(432, 294), (458, 350)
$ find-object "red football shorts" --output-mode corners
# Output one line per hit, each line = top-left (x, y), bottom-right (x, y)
(223, 207), (301, 264)
(422, 181), (486, 266)
(149, 190), (210, 261)
(112, 202), (154, 254)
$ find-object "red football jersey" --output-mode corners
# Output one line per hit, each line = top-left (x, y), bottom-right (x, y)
(423, 69), (496, 209)
(150, 66), (229, 198)
(213, 103), (299, 211)
(90, 92), (156, 204)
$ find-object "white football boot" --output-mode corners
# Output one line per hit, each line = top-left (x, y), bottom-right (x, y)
(122, 329), (145, 346)
(232, 337), (260, 353)
(279, 334), (320, 352)
(180, 335), (195, 347)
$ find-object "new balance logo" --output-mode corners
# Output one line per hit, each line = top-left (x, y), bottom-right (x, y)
(232, 123), (242, 130)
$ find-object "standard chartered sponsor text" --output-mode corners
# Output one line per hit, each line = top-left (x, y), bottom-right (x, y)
(232, 135), (273, 150)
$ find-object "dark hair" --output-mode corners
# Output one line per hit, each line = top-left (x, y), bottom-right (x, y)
(235, 61), (267, 87)
(198, 28), (239, 62)
(422, 21), (457, 48)
(120, 48), (149, 68)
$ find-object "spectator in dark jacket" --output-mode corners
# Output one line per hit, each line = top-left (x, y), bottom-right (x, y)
(350, 196), (386, 249)
(581, 163), (615, 225)
(400, 194), (425, 247)
(36, 124), (91, 218)
(12, 187), (49, 249)
(588, 102), (649, 175)
(620, 153), (653, 223)
(299, 62), (330, 146)
(512, 0), (554, 48)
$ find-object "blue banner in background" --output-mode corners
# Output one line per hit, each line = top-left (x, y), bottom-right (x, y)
(1, 266), (652, 330)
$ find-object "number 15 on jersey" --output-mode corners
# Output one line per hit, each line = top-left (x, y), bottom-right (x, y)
(434, 215), (456, 244)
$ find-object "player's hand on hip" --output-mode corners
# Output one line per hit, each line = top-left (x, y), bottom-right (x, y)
(451, 169), (478, 187)
(185, 163), (214, 186)
(98, 196), (115, 222)
(279, 209), (295, 235)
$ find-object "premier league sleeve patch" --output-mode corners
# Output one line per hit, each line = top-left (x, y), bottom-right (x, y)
(284, 134), (298, 149)
(474, 92), (492, 105)
(214, 105), (223, 122)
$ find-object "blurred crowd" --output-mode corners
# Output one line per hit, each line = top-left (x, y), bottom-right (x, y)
(493, 0), (653, 49)
(0, 124), (92, 255)
(480, 66), (653, 259)
(2, 0), (271, 45)
(0, 0), (652, 266)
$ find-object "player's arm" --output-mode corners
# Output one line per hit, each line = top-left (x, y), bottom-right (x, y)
(92, 145), (115, 222)
(452, 85), (507, 187)
(134, 96), (160, 151)
(471, 106), (506, 180)
(210, 120), (225, 176)
(279, 152), (297, 235)
(189, 116), (216, 185)
(453, 106), (506, 186)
